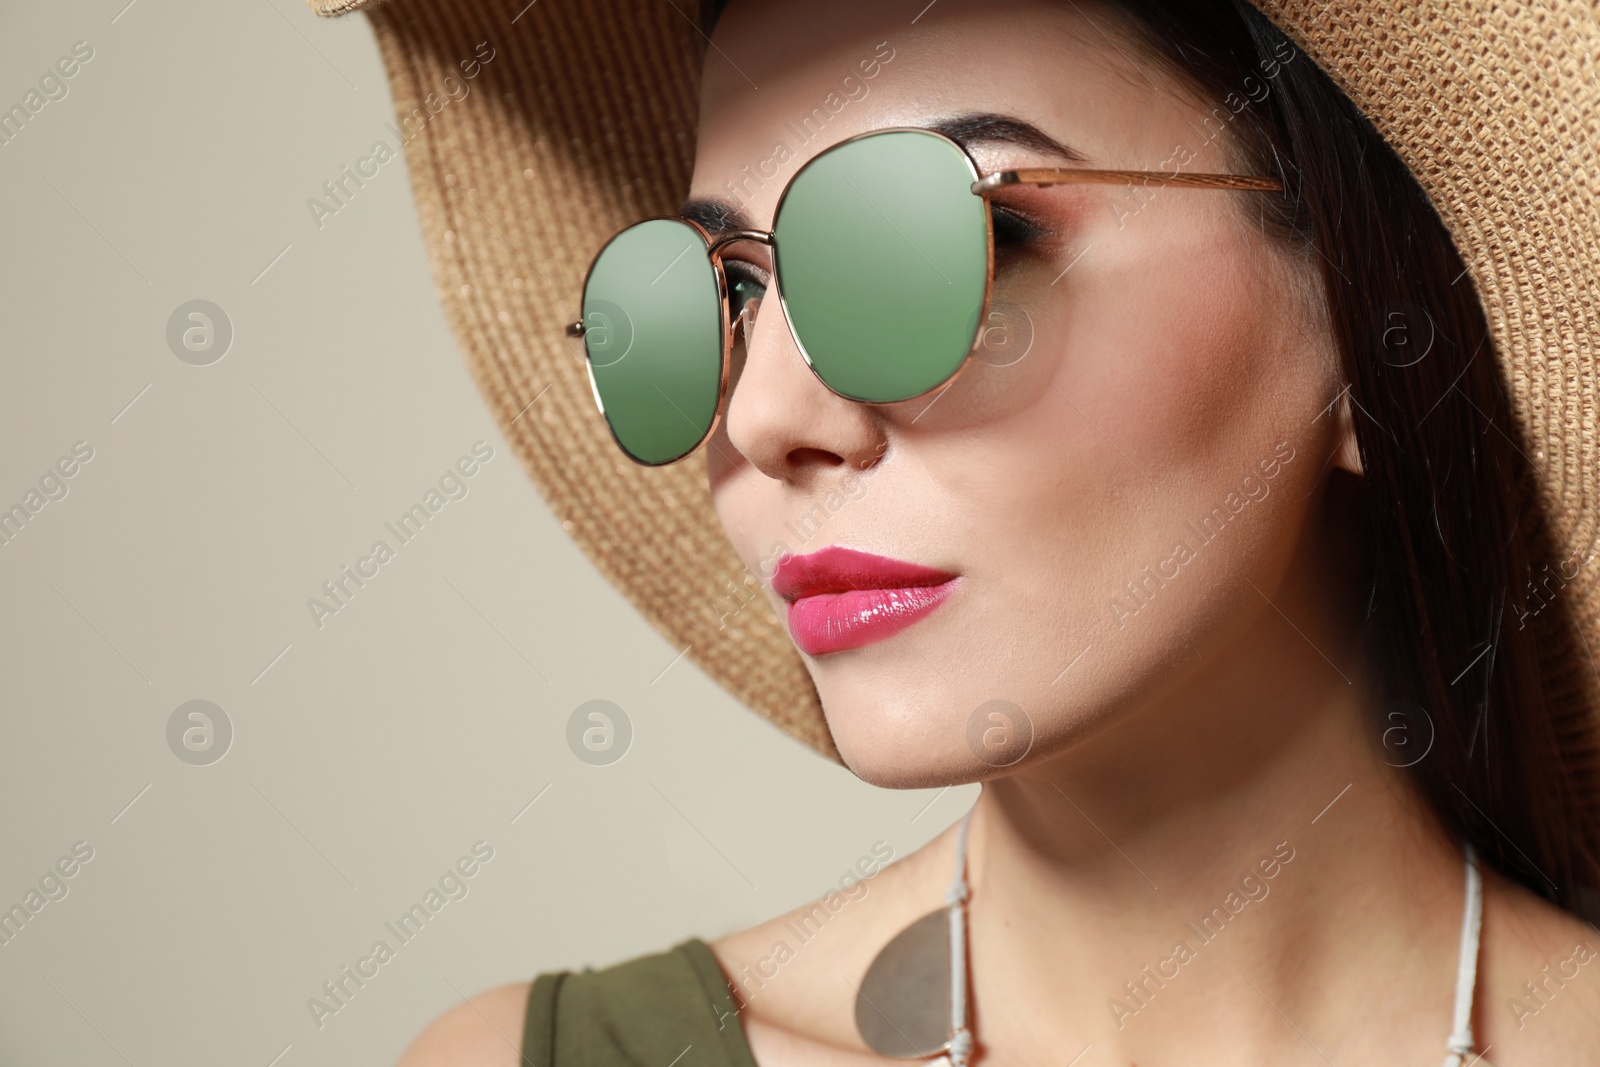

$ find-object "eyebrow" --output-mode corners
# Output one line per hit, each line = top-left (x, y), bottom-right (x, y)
(679, 111), (1086, 236)
(681, 196), (754, 238)
(926, 112), (1089, 164)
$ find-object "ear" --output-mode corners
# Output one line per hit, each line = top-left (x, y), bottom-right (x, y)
(1330, 386), (1364, 476)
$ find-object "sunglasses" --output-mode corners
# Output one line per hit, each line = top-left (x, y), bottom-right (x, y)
(566, 126), (1282, 466)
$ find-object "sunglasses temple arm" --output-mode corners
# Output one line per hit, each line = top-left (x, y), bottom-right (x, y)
(973, 167), (1282, 193)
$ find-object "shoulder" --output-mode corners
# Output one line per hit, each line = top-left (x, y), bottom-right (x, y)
(394, 981), (530, 1067)
(705, 832), (946, 1053)
(1479, 867), (1600, 1062)
(394, 941), (751, 1067)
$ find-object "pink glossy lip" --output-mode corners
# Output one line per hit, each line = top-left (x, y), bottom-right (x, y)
(771, 545), (961, 655)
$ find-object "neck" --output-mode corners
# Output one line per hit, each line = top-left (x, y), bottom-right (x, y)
(958, 578), (1464, 1062)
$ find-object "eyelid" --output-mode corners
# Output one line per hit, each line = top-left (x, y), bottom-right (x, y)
(988, 198), (1052, 244)
(721, 254), (772, 289)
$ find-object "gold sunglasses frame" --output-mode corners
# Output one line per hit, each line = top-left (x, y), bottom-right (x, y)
(566, 125), (1282, 467)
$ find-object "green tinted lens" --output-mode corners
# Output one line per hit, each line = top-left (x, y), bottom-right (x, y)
(582, 218), (723, 465)
(773, 130), (989, 403)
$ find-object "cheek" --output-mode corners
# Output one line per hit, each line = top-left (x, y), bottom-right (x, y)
(710, 449), (766, 562)
(709, 441), (793, 610)
(897, 221), (1335, 727)
(1062, 216), (1327, 477)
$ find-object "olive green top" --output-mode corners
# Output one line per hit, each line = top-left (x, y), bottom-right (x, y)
(522, 937), (761, 1067)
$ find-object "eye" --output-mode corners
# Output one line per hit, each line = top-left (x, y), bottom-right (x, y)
(989, 201), (1048, 247)
(724, 260), (768, 324)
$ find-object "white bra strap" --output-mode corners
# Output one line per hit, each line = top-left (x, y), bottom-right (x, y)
(1443, 844), (1483, 1067)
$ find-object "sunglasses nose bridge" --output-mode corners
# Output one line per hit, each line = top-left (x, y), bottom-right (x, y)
(706, 228), (774, 255)
(709, 228), (776, 348)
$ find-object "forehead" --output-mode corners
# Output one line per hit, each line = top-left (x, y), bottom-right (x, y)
(690, 0), (1206, 218)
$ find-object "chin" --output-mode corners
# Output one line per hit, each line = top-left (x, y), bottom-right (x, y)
(816, 656), (1145, 790)
(837, 740), (985, 790)
(817, 685), (1026, 790)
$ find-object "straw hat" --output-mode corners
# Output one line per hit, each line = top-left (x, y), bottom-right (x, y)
(305, 0), (1599, 777)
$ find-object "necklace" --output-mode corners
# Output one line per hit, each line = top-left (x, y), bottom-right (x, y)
(855, 802), (977, 1066)
(853, 801), (1485, 1067)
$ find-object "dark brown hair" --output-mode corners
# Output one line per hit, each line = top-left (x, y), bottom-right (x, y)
(1096, 0), (1599, 923)
(703, 0), (1600, 919)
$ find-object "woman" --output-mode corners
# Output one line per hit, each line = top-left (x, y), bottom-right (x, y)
(310, 0), (1600, 1062)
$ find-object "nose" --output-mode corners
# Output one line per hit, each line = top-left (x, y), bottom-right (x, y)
(720, 271), (890, 485)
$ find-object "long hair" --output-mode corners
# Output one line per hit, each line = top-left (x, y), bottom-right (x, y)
(1101, 0), (1598, 922)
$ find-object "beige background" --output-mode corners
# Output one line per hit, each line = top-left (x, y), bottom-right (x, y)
(0, 2), (976, 1063)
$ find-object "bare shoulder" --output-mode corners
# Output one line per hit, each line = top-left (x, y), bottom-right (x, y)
(393, 981), (530, 1067)
(706, 829), (949, 1054)
(1479, 868), (1600, 1062)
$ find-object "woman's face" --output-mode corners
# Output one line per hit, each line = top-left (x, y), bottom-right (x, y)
(698, 0), (1354, 786)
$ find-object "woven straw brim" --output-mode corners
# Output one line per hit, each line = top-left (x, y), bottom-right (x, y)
(307, 0), (1600, 780)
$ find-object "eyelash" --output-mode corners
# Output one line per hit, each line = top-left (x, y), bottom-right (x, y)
(725, 262), (766, 324)
(989, 201), (1049, 247)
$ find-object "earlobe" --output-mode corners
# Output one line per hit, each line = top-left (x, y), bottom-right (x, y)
(1331, 387), (1364, 476)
